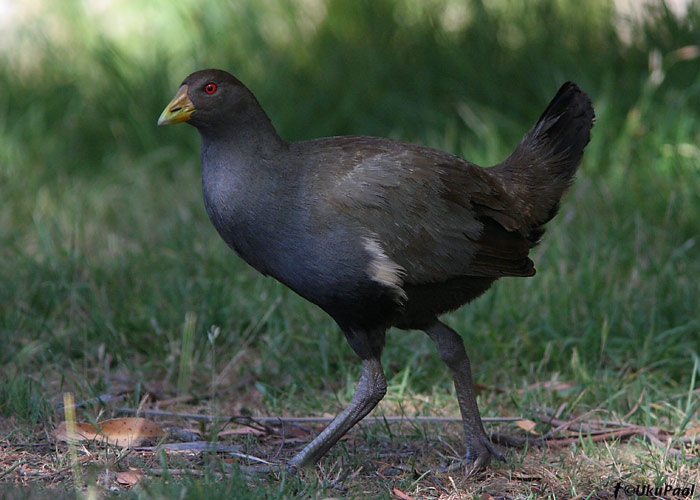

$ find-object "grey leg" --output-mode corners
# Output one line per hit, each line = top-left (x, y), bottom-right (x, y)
(425, 321), (504, 470)
(288, 357), (387, 470)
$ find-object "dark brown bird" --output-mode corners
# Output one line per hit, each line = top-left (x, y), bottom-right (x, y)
(158, 69), (594, 472)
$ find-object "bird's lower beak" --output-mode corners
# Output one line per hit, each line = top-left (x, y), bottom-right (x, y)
(158, 85), (194, 126)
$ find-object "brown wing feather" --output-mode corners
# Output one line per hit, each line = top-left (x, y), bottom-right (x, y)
(310, 136), (533, 283)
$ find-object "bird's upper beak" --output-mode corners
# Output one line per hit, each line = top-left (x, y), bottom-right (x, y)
(158, 85), (194, 126)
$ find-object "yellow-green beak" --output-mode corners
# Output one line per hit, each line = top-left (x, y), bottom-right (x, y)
(158, 85), (194, 126)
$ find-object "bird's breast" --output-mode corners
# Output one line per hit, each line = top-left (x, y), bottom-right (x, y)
(202, 168), (283, 275)
(199, 153), (401, 326)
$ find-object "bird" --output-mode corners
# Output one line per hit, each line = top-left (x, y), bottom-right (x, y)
(158, 69), (594, 473)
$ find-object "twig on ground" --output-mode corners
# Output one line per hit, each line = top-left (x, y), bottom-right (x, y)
(116, 407), (521, 424)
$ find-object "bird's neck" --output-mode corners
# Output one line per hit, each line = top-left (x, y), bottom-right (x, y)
(198, 118), (299, 278)
(197, 106), (288, 160)
(197, 108), (297, 236)
(199, 126), (291, 212)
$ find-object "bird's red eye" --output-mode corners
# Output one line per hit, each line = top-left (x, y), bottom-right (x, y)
(205, 83), (217, 94)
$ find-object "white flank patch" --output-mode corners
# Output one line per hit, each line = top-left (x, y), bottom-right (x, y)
(362, 236), (407, 303)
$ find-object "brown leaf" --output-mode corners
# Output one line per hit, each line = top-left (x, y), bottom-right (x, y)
(515, 419), (538, 434)
(99, 418), (164, 447)
(53, 417), (164, 448)
(116, 470), (143, 486)
(392, 487), (417, 500)
(53, 421), (101, 443)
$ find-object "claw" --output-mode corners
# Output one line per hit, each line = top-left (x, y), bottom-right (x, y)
(455, 433), (506, 473)
(443, 444), (504, 475)
(487, 441), (507, 463)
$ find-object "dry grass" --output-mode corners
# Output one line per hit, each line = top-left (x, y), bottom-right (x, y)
(1, 397), (698, 499)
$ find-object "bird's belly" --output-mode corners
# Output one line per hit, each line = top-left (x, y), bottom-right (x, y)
(208, 210), (399, 328)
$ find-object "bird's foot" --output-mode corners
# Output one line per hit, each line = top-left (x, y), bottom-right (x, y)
(442, 434), (506, 475)
(236, 462), (299, 477)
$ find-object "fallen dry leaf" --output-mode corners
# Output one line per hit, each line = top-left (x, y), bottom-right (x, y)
(116, 470), (143, 486)
(392, 487), (417, 500)
(53, 417), (164, 448)
(515, 419), (538, 434)
(99, 418), (164, 447)
(53, 421), (102, 443)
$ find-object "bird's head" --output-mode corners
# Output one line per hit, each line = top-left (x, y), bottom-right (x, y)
(157, 69), (257, 132)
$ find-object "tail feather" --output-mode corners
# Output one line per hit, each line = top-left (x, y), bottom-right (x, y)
(491, 82), (594, 236)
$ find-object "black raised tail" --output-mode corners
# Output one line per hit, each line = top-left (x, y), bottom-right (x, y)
(492, 82), (594, 232)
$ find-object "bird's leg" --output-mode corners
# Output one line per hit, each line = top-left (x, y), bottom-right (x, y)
(425, 321), (505, 471)
(287, 357), (386, 470)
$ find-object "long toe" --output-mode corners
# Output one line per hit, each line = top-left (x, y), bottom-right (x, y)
(465, 446), (497, 471)
(236, 463), (285, 477)
(446, 435), (506, 475)
(442, 448), (497, 475)
(477, 436), (506, 464)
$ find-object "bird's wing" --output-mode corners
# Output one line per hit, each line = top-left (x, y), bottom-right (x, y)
(321, 137), (535, 285)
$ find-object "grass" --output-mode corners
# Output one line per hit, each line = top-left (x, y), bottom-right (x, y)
(1, 0), (699, 498)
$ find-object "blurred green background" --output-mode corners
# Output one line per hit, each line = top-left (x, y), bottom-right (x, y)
(1, 0), (699, 427)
